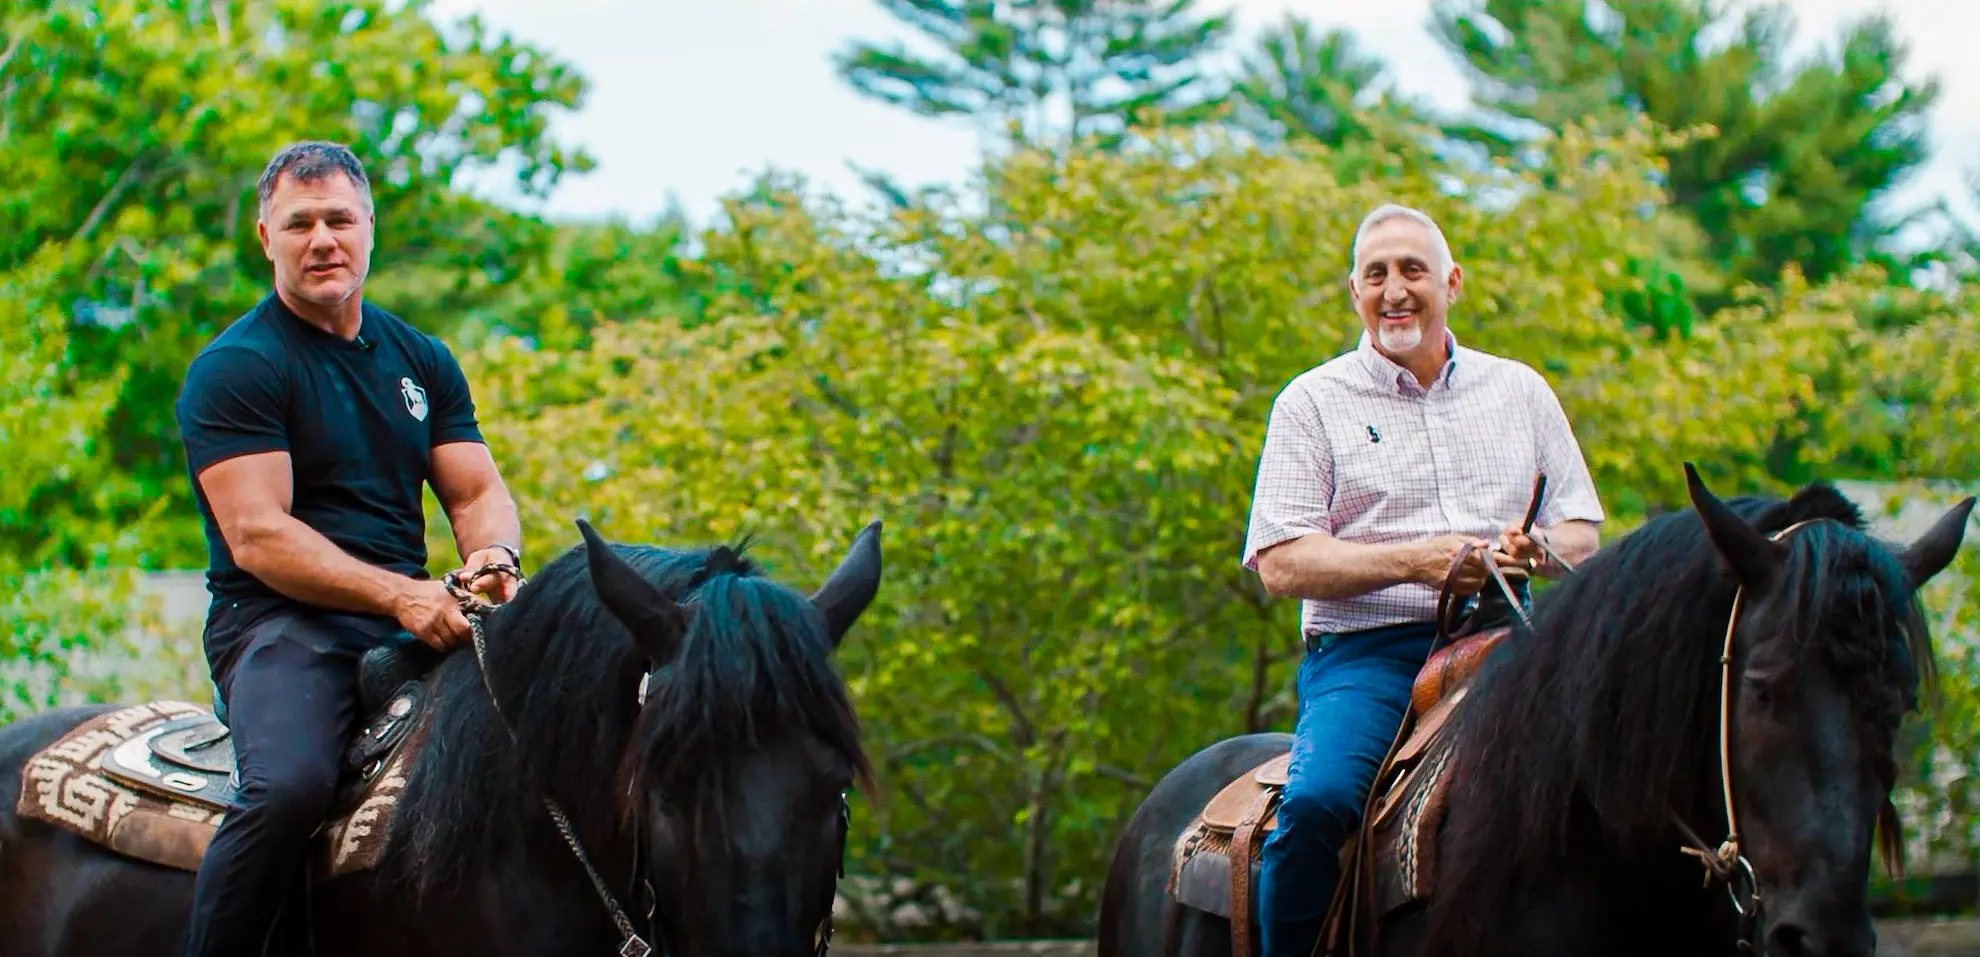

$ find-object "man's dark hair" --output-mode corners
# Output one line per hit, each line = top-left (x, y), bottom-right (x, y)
(256, 140), (372, 214)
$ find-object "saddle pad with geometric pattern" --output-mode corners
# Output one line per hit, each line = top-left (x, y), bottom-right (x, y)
(14, 699), (428, 879)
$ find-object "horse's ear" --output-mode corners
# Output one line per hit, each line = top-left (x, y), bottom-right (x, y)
(577, 518), (686, 666)
(1684, 462), (1784, 587)
(1898, 496), (1975, 588)
(812, 520), (882, 650)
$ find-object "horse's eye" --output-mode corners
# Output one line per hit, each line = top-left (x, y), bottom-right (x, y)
(1742, 674), (1775, 706)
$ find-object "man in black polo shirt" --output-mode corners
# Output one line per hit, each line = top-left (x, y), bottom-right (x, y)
(172, 140), (524, 957)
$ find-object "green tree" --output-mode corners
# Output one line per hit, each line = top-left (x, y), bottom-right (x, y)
(454, 210), (707, 353)
(1429, 0), (1940, 295)
(452, 119), (1980, 939)
(0, 244), (174, 724)
(833, 0), (1235, 149)
(0, 0), (593, 569)
(1229, 15), (1423, 152)
(0, 246), (129, 569)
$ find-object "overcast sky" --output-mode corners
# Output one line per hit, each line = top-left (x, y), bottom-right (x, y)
(424, 0), (1980, 237)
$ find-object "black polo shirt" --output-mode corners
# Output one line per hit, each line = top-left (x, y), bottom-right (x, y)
(174, 293), (484, 663)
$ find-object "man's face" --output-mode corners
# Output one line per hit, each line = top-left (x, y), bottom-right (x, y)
(257, 170), (373, 314)
(1347, 217), (1461, 361)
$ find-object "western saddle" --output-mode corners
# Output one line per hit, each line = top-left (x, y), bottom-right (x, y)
(1164, 622), (1506, 955)
(13, 642), (444, 877)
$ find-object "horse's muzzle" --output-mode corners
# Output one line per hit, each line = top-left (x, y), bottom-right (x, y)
(1763, 910), (1875, 957)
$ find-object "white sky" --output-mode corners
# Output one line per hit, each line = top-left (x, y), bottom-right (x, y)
(425, 0), (1980, 238)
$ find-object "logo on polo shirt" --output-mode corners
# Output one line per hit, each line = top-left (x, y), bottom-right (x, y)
(400, 376), (428, 422)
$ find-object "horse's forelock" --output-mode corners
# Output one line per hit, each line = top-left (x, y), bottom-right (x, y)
(622, 567), (870, 834)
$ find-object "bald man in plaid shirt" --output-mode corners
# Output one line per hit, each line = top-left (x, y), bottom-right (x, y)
(1242, 203), (1605, 957)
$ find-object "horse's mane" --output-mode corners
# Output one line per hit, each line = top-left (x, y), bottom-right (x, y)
(1418, 481), (1936, 950)
(385, 535), (870, 896)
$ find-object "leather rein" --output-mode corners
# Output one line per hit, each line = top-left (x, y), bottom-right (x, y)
(443, 562), (849, 957)
(1431, 474), (1558, 651)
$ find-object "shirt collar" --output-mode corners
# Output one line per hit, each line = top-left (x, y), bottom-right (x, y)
(268, 292), (370, 352)
(1356, 328), (1459, 394)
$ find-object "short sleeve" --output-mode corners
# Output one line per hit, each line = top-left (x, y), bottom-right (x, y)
(1242, 381), (1336, 569)
(422, 336), (484, 446)
(174, 347), (290, 476)
(1525, 368), (1605, 527)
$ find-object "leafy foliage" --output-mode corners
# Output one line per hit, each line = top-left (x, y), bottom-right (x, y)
(0, 567), (173, 726)
(0, 0), (594, 568)
(0, 244), (131, 568)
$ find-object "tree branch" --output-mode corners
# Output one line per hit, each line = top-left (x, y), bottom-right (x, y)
(223, 173), (248, 242)
(886, 733), (1016, 766)
(0, 12), (46, 79)
(1178, 276), (1220, 357)
(1243, 626), (1278, 733)
(76, 154), (152, 243)
(978, 669), (1036, 749)
(208, 0), (232, 46)
(1224, 566), (1273, 615)
(1091, 762), (1153, 789)
(1021, 727), (1070, 927)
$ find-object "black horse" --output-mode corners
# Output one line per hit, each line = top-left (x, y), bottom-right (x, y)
(0, 517), (882, 957)
(1100, 466), (1972, 957)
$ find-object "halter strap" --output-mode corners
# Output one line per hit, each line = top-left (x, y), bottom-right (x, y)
(1672, 518), (1817, 949)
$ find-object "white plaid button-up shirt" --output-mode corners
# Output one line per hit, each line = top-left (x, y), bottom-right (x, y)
(1242, 331), (1605, 638)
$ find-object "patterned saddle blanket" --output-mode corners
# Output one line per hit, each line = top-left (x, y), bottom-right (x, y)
(12, 647), (437, 878)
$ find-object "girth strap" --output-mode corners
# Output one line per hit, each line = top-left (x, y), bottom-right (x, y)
(1229, 787), (1280, 957)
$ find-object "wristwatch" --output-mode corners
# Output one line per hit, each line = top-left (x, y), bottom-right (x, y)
(485, 542), (523, 569)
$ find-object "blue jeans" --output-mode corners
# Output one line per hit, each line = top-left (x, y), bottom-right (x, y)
(1257, 620), (1436, 957)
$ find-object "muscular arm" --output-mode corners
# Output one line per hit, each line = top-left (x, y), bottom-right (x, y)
(429, 440), (521, 564)
(197, 451), (416, 617)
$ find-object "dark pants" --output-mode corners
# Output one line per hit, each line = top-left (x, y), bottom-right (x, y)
(1256, 620), (1437, 957)
(180, 609), (376, 957)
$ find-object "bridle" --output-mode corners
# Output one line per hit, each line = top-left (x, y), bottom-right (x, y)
(1437, 488), (1809, 953)
(443, 562), (851, 957)
(1664, 519), (1815, 954)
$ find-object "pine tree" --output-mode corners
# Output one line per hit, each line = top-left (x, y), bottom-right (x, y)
(833, 0), (1235, 149)
(1230, 16), (1423, 149)
(1431, 0), (1940, 293)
